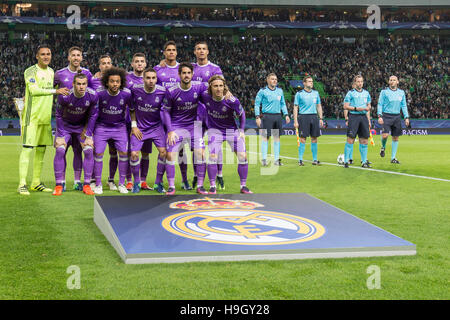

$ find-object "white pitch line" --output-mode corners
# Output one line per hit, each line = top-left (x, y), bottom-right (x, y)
(248, 151), (450, 183)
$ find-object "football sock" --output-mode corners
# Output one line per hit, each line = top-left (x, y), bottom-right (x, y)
(360, 144), (368, 164)
(118, 156), (129, 185)
(130, 158), (140, 184)
(140, 154), (149, 182)
(274, 141), (280, 162)
(238, 159), (248, 186)
(298, 142), (306, 161)
(19, 146), (33, 186)
(261, 139), (268, 161)
(166, 160), (176, 188)
(381, 137), (387, 149)
(391, 141), (399, 160)
(344, 143), (353, 163)
(109, 153), (118, 181)
(31, 146), (46, 186)
(155, 156), (166, 185)
(82, 146), (94, 185)
(54, 146), (66, 185)
(311, 142), (318, 161)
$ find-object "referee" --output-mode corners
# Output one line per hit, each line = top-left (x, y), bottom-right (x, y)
(254, 73), (290, 166)
(377, 75), (410, 164)
(343, 75), (372, 168)
(18, 45), (69, 195)
(293, 76), (323, 166)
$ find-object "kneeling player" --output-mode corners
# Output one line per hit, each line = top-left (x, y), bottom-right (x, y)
(53, 72), (98, 195)
(202, 75), (251, 194)
(129, 67), (167, 193)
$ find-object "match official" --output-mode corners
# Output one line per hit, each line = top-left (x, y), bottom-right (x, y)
(254, 73), (290, 166)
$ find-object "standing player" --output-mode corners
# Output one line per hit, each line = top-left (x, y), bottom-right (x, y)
(343, 75), (372, 168)
(126, 53), (154, 190)
(54, 46), (93, 191)
(254, 73), (290, 166)
(377, 75), (410, 164)
(90, 55), (112, 90)
(52, 72), (98, 196)
(18, 45), (70, 195)
(191, 41), (226, 190)
(89, 54), (121, 191)
(202, 75), (251, 194)
(154, 41), (194, 190)
(293, 76), (323, 166)
(161, 62), (207, 195)
(129, 67), (167, 193)
(92, 67), (132, 194)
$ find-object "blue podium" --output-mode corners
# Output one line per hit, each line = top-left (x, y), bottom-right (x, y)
(94, 193), (416, 264)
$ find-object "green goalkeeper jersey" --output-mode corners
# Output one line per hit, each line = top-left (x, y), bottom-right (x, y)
(23, 64), (56, 126)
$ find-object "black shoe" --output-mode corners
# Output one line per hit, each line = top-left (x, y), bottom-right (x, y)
(391, 158), (400, 164)
(216, 176), (225, 190)
(312, 160), (321, 166)
(380, 148), (385, 158)
(208, 186), (217, 194)
(192, 176), (198, 189)
(261, 159), (269, 167)
(362, 161), (372, 168)
(349, 159), (353, 165)
(298, 160), (304, 166)
(274, 159), (283, 166)
(344, 163), (349, 168)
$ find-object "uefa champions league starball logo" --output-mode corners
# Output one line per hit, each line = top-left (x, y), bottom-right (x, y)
(162, 198), (325, 245)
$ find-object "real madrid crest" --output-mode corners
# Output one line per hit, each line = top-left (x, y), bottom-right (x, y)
(162, 198), (325, 245)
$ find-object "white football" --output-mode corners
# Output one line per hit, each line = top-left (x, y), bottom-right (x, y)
(337, 154), (345, 165)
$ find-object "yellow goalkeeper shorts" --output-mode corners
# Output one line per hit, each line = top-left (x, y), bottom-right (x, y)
(22, 123), (53, 147)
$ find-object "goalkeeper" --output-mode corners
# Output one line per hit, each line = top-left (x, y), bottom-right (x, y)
(293, 76), (323, 166)
(18, 45), (69, 195)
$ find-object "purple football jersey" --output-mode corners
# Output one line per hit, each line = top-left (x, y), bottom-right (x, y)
(162, 82), (207, 130)
(56, 88), (99, 137)
(192, 62), (223, 83)
(126, 72), (144, 89)
(54, 66), (93, 89)
(90, 75), (103, 91)
(154, 63), (180, 88)
(200, 92), (244, 133)
(130, 84), (166, 131)
(95, 88), (132, 127)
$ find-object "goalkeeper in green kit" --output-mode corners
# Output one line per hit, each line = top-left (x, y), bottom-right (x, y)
(18, 45), (69, 195)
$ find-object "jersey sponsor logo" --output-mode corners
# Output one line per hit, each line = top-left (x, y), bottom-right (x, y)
(162, 198), (325, 245)
(29, 78), (36, 83)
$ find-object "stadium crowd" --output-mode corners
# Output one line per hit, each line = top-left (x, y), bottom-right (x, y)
(0, 32), (448, 120)
(3, 4), (449, 23)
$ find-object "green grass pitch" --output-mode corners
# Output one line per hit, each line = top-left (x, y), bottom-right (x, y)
(0, 134), (449, 299)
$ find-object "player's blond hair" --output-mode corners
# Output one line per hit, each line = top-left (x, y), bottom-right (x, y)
(208, 75), (229, 97)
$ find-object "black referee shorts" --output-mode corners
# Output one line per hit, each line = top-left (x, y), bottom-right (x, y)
(381, 113), (403, 137)
(298, 114), (321, 138)
(260, 113), (283, 138)
(347, 113), (370, 139)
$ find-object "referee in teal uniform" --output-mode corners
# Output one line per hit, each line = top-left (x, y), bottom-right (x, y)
(254, 73), (290, 166)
